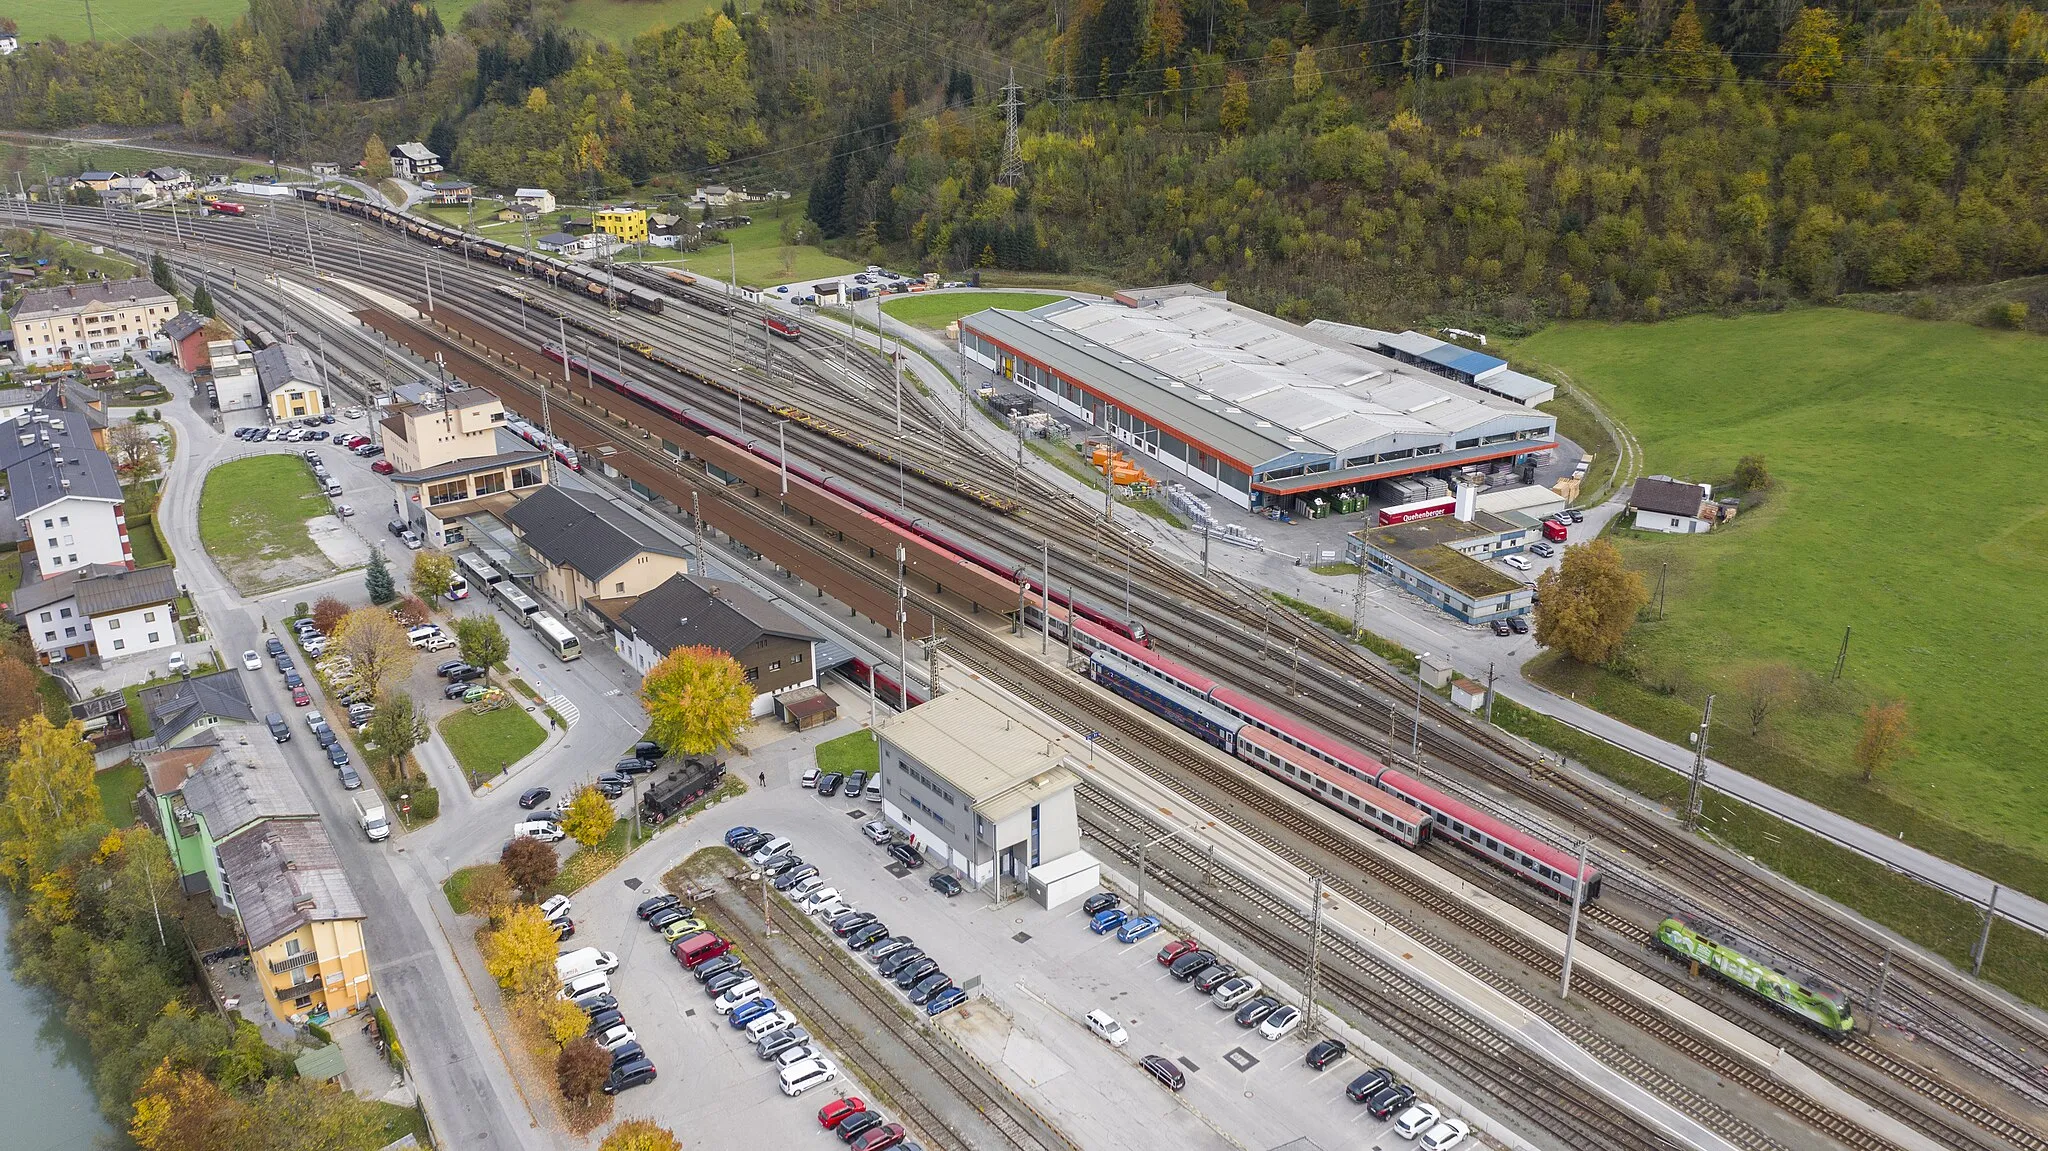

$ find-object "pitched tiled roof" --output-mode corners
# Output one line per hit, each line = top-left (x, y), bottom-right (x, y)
(163, 312), (208, 342)
(3, 408), (123, 512)
(73, 563), (178, 617)
(504, 486), (686, 582)
(619, 573), (815, 658)
(10, 277), (173, 322)
(1629, 477), (1709, 517)
(215, 821), (362, 950)
(253, 344), (320, 395)
(136, 670), (255, 743)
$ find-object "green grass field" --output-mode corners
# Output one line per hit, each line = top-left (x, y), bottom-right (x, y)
(814, 729), (879, 777)
(1515, 309), (2048, 875)
(881, 291), (1064, 329)
(708, 198), (862, 290)
(96, 761), (145, 827)
(558, 0), (724, 42)
(197, 455), (328, 582)
(0, 139), (270, 185)
(440, 705), (546, 783)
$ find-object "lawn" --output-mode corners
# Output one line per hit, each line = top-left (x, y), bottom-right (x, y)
(0, 139), (268, 186)
(880, 291), (1065, 329)
(815, 729), (879, 776)
(14, 0), (244, 41)
(439, 704), (546, 785)
(559, 0), (726, 42)
(1513, 309), (2048, 881)
(441, 863), (498, 915)
(708, 197), (862, 289)
(196, 455), (328, 588)
(96, 761), (145, 827)
(0, 551), (20, 604)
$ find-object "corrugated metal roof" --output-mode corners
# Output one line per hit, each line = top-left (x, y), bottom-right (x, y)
(216, 820), (363, 950)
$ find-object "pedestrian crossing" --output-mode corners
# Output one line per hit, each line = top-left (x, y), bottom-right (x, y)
(548, 695), (580, 727)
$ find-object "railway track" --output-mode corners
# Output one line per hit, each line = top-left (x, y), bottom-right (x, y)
(35, 198), (2048, 1145)
(1075, 787), (1683, 1151)
(699, 880), (1073, 1151)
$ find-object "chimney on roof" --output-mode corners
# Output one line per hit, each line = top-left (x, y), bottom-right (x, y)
(294, 895), (316, 911)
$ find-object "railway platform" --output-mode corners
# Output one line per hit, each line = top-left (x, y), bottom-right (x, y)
(978, 634), (1959, 1151)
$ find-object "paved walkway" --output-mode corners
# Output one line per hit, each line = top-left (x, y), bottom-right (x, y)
(831, 292), (2048, 944)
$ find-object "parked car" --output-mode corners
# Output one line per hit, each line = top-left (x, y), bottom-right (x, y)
(1509, 615), (1530, 634)
(519, 787), (551, 809)
(846, 923), (891, 950)
(925, 987), (966, 1015)
(892, 957), (939, 989)
(1156, 938), (1199, 965)
(1393, 1103), (1442, 1138)
(759, 1027), (811, 1061)
(722, 826), (758, 849)
(1345, 1067), (1396, 1103)
(1170, 950), (1218, 981)
(1233, 995), (1281, 1027)
(886, 842), (924, 869)
(801, 767), (819, 788)
(1367, 1082), (1417, 1120)
(242, 649), (262, 670)
(1529, 540), (1556, 558)
(1421, 1119), (1470, 1150)
(372, 460), (396, 475)
(602, 1058), (656, 1095)
(1259, 1005), (1302, 1040)
(1139, 1055), (1185, 1092)
(831, 911), (879, 937)
(1194, 965), (1241, 994)
(1082, 892), (1120, 916)
(1116, 916), (1162, 944)
(844, 770), (867, 797)
(907, 971), (953, 1005)
(1306, 1038), (1349, 1070)
(850, 1123), (905, 1151)
(1084, 1009), (1129, 1048)
(927, 873), (961, 897)
(337, 765), (361, 790)
(1088, 908), (1128, 935)
(836, 1112), (884, 1144)
(863, 819), (893, 844)
(817, 772), (843, 797)
(1211, 977), (1261, 1009)
(265, 713), (290, 742)
(1491, 619), (1513, 636)
(818, 1096), (867, 1129)
(876, 948), (926, 978)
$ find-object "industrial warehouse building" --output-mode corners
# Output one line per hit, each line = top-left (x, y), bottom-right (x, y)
(877, 683), (1099, 908)
(1346, 485), (1536, 624)
(961, 286), (1556, 511)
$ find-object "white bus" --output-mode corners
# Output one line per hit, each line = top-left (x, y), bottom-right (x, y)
(445, 574), (469, 602)
(457, 552), (504, 590)
(533, 613), (581, 661)
(494, 581), (542, 625)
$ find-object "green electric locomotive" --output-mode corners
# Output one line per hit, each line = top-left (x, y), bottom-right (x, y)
(1654, 913), (1855, 1037)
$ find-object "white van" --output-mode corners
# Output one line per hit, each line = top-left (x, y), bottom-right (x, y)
(513, 818), (564, 842)
(778, 1058), (839, 1097)
(558, 972), (610, 1001)
(406, 624), (446, 649)
(555, 947), (620, 983)
(1083, 1009), (1128, 1048)
(744, 1010), (797, 1043)
(749, 836), (793, 865)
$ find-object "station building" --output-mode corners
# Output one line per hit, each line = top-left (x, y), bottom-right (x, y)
(877, 684), (1099, 908)
(1345, 487), (1535, 624)
(960, 286), (1556, 511)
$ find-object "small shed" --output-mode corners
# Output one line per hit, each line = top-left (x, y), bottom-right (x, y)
(1449, 677), (1486, 713)
(1420, 652), (1454, 690)
(775, 686), (838, 731)
(293, 1043), (347, 1084)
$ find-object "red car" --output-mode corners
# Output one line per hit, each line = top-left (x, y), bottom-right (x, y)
(290, 685), (311, 706)
(1157, 939), (1199, 966)
(818, 1096), (867, 1129)
(850, 1124), (905, 1151)
(371, 460), (395, 475)
(336, 434), (366, 449)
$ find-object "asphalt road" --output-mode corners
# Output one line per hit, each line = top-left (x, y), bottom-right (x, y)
(156, 386), (553, 1151)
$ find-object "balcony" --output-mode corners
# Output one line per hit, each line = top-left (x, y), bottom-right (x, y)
(268, 950), (320, 975)
(274, 976), (324, 1001)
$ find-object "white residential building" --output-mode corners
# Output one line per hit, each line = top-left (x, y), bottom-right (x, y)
(12, 562), (180, 665)
(389, 142), (443, 180)
(514, 187), (556, 214)
(1, 412), (133, 576)
(9, 278), (180, 366)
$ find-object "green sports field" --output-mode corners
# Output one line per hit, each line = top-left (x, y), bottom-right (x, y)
(882, 291), (1065, 329)
(1516, 310), (2048, 875)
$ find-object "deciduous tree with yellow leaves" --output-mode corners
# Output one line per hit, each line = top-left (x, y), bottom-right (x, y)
(641, 645), (753, 757)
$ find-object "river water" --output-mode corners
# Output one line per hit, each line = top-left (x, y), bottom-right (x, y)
(0, 897), (128, 1151)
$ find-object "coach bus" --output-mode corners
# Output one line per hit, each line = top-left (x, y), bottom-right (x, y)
(456, 553), (503, 591)
(492, 581), (543, 625)
(533, 613), (581, 661)
(445, 574), (469, 601)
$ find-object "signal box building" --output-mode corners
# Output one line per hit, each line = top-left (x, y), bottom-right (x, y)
(961, 287), (1555, 511)
(877, 683), (1097, 907)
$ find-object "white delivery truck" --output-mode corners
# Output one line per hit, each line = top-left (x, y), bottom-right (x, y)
(555, 947), (620, 983)
(354, 798), (390, 842)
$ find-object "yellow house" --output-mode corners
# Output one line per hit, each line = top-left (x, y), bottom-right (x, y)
(217, 820), (373, 1025)
(593, 207), (648, 244)
(504, 484), (690, 607)
(252, 344), (328, 423)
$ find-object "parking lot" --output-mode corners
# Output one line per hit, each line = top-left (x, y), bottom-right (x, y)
(585, 713), (1488, 1151)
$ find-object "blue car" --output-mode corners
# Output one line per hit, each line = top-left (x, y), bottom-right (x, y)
(1089, 908), (1128, 935)
(1116, 915), (1162, 944)
(724, 825), (758, 849)
(926, 987), (967, 1016)
(728, 997), (778, 1029)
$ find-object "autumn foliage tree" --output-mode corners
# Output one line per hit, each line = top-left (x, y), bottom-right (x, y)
(0, 715), (103, 883)
(1854, 698), (1913, 782)
(411, 551), (455, 601)
(331, 607), (415, 701)
(483, 904), (559, 998)
(1778, 8), (1844, 102)
(556, 1038), (612, 1103)
(500, 835), (559, 897)
(600, 1118), (685, 1151)
(561, 785), (616, 848)
(456, 614), (510, 671)
(1533, 540), (1650, 666)
(0, 657), (45, 758)
(310, 596), (349, 636)
(641, 645), (753, 756)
